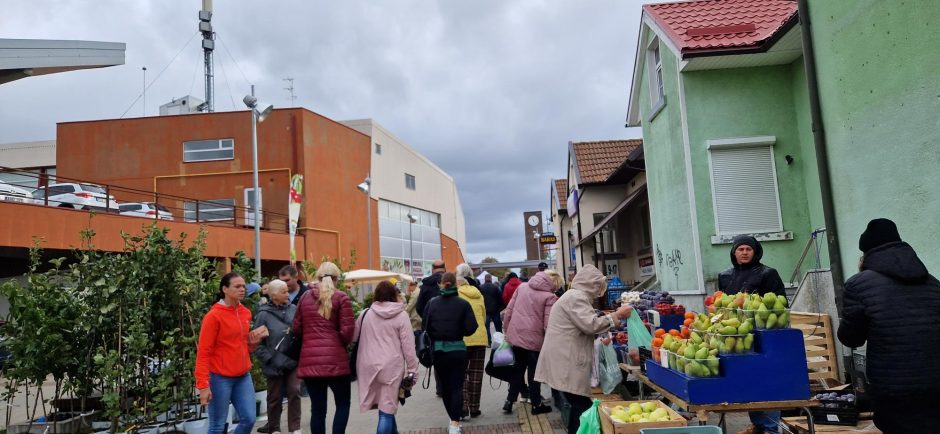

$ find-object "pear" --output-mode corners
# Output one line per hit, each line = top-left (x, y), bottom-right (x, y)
(719, 326), (738, 335)
(777, 294), (789, 308)
(744, 333), (754, 351)
(708, 348), (718, 357)
(755, 314), (767, 329)
(721, 318), (741, 328)
(684, 362), (696, 377)
(695, 347), (708, 360)
(691, 331), (703, 344)
(757, 303), (771, 320)
(724, 336), (736, 352)
(628, 403), (643, 416)
(734, 337), (745, 353)
(641, 401), (658, 413)
(763, 292), (777, 309)
(684, 346), (697, 359)
(778, 310), (790, 328)
(737, 320), (753, 335)
(767, 312), (779, 329)
(773, 299), (786, 311)
(706, 355), (719, 370)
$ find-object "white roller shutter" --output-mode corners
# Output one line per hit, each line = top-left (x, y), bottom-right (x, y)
(709, 146), (782, 234)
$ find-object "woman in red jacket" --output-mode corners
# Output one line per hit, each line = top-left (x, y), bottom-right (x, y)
(194, 272), (266, 434)
(292, 262), (356, 434)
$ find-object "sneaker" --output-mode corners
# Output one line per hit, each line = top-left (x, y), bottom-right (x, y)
(531, 404), (552, 415)
(502, 400), (513, 414)
(448, 425), (462, 434)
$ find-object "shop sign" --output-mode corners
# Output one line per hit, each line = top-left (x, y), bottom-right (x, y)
(639, 256), (655, 277)
(539, 233), (557, 244)
(605, 260), (620, 278)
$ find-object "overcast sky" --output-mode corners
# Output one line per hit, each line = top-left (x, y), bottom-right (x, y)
(0, 1), (644, 263)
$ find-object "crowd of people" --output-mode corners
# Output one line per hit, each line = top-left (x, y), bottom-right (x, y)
(194, 258), (621, 434)
(192, 218), (936, 434)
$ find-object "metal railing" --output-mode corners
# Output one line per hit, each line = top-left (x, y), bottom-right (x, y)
(0, 166), (292, 234)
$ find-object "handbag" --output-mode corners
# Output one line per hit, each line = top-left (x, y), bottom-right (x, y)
(484, 347), (516, 382)
(270, 310), (300, 362)
(416, 330), (434, 368)
(348, 308), (370, 382)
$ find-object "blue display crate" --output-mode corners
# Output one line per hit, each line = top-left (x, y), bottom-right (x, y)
(659, 314), (683, 332)
(645, 328), (810, 404)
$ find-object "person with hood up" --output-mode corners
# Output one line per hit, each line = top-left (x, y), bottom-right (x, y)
(501, 271), (558, 415)
(838, 218), (940, 434)
(718, 235), (785, 296)
(455, 264), (488, 420)
(534, 265), (632, 434)
(293, 261), (356, 434)
(718, 235), (785, 434)
(416, 260), (447, 322)
(423, 272), (478, 434)
(253, 279), (301, 434)
(501, 273), (522, 307)
(354, 280), (420, 434)
(195, 272), (266, 434)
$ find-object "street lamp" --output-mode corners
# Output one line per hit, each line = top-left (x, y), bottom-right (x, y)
(357, 177), (373, 269)
(407, 212), (417, 279)
(243, 89), (273, 276)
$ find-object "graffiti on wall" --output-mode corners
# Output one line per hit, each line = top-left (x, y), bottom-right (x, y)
(656, 244), (684, 288)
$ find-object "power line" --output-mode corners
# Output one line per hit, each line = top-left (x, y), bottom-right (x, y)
(216, 53), (238, 111)
(216, 36), (252, 89)
(119, 31), (200, 118)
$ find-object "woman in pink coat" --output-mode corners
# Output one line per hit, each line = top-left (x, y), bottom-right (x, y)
(355, 280), (420, 434)
(501, 271), (559, 415)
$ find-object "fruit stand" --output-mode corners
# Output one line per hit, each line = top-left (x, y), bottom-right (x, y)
(612, 291), (821, 433)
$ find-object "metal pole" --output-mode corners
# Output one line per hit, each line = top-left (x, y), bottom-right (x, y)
(251, 85), (261, 276)
(409, 219), (414, 279)
(142, 67), (147, 117)
(366, 184), (373, 269)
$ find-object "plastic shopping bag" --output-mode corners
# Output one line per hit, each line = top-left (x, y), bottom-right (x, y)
(598, 341), (623, 394)
(492, 339), (515, 367)
(626, 309), (653, 350)
(591, 339), (601, 387)
(575, 399), (601, 434)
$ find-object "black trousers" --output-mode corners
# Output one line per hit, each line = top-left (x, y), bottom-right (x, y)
(507, 347), (543, 405)
(434, 350), (468, 422)
(873, 396), (937, 434)
(563, 392), (593, 434)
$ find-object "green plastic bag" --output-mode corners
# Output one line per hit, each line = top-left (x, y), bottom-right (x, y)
(576, 399), (601, 434)
(627, 309), (653, 350)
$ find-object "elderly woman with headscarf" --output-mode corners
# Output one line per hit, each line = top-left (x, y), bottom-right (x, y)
(534, 265), (632, 434)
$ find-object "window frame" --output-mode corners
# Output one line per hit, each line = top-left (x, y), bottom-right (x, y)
(706, 136), (784, 236)
(183, 138), (235, 163)
(183, 198), (236, 222)
(405, 173), (416, 190)
(647, 37), (665, 111)
(375, 143), (382, 155)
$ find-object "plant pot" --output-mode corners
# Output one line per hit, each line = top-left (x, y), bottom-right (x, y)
(182, 417), (209, 434)
(254, 390), (267, 415)
(8, 412), (91, 434)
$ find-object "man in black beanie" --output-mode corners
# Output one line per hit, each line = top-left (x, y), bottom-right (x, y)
(838, 218), (940, 433)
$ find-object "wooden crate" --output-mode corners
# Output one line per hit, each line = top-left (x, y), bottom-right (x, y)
(598, 400), (687, 434)
(790, 312), (840, 384)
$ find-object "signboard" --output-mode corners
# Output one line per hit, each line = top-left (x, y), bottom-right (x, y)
(539, 233), (557, 244)
(605, 260), (620, 279)
(288, 174), (304, 260)
(639, 256), (655, 277)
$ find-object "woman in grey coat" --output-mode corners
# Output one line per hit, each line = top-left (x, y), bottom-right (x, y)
(254, 279), (301, 434)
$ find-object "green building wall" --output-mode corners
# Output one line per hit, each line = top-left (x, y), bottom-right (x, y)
(637, 33), (703, 293)
(809, 1), (940, 275)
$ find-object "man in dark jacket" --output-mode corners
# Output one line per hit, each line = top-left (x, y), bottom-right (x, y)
(718, 235), (786, 296)
(416, 260), (446, 322)
(278, 265), (308, 306)
(838, 218), (940, 433)
(719, 235), (785, 434)
(480, 274), (503, 334)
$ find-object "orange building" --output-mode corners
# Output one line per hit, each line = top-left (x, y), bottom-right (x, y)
(0, 108), (466, 279)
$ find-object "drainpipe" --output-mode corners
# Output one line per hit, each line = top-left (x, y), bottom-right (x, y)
(797, 0), (846, 312)
(576, 187), (587, 267)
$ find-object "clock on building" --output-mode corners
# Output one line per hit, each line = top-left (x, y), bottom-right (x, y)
(528, 215), (540, 227)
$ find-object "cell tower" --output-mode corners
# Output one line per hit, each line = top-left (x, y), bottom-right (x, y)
(199, 0), (215, 112)
(284, 77), (297, 107)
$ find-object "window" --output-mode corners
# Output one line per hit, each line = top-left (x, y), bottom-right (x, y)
(244, 188), (263, 226)
(375, 143), (382, 155)
(647, 37), (665, 109)
(708, 137), (782, 235)
(405, 173), (416, 190)
(119, 204), (142, 212)
(184, 199), (236, 222)
(593, 213), (618, 253)
(640, 204), (652, 248)
(183, 138), (235, 162)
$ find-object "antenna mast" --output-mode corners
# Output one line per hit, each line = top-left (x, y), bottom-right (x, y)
(283, 78), (297, 107)
(199, 0), (215, 112)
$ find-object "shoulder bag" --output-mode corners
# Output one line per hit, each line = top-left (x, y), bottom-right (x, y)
(348, 308), (370, 382)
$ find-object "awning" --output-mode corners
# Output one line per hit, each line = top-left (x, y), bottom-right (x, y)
(576, 184), (647, 246)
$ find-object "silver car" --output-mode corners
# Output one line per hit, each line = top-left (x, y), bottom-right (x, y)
(119, 202), (175, 221)
(0, 181), (33, 204)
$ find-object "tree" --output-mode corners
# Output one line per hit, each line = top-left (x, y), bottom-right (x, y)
(480, 257), (509, 280)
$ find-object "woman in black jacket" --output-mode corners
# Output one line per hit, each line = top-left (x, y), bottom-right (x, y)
(422, 272), (478, 434)
(838, 218), (940, 433)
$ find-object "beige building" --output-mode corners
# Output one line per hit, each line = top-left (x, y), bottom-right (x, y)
(342, 119), (467, 277)
(0, 140), (56, 189)
(557, 139), (654, 288)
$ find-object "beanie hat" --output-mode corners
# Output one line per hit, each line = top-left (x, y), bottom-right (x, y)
(858, 218), (901, 253)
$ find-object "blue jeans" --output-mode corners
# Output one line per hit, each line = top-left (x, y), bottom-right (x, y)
(208, 372), (256, 434)
(749, 410), (780, 433)
(376, 410), (397, 434)
(304, 376), (351, 434)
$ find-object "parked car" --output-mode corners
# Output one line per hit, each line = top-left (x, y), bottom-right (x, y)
(32, 183), (120, 212)
(119, 202), (175, 221)
(0, 181), (33, 204)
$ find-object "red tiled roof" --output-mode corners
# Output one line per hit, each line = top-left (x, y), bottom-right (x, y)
(554, 179), (568, 210)
(644, 0), (797, 56)
(572, 139), (642, 185)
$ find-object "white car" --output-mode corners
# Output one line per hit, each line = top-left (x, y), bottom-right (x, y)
(119, 202), (175, 221)
(32, 183), (120, 212)
(0, 181), (33, 204)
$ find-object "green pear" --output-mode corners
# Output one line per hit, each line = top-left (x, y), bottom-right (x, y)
(763, 292), (777, 309)
(767, 312), (778, 329)
(724, 336), (736, 352)
(709, 348), (718, 357)
(721, 318), (741, 328)
(757, 303), (770, 320)
(755, 314), (767, 329)
(778, 310), (790, 328)
(776, 294), (789, 308)
(737, 320), (752, 335)
(773, 300), (786, 311)
(695, 347), (708, 360)
(734, 338), (745, 353)
(683, 360), (694, 376)
(684, 346), (696, 359)
(719, 326), (738, 335)
(744, 333), (754, 351)
(691, 331), (703, 344)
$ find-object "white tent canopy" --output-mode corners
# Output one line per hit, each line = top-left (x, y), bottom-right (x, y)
(343, 269), (414, 285)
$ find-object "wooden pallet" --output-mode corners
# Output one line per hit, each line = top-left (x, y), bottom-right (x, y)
(790, 312), (841, 384)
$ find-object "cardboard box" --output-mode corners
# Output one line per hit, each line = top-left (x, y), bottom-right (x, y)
(598, 400), (687, 434)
